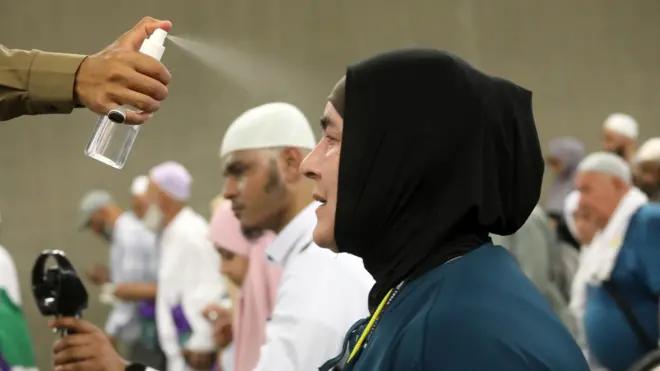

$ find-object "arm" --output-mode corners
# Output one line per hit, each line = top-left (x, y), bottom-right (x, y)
(0, 46), (85, 121)
(113, 282), (157, 301)
(156, 286), (185, 371)
(183, 237), (226, 352)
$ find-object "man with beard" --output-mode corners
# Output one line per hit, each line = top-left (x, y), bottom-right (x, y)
(633, 137), (660, 202)
(301, 49), (588, 370)
(602, 112), (639, 163)
(77, 189), (160, 367)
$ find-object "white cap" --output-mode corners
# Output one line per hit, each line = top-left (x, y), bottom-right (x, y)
(563, 190), (580, 240)
(603, 113), (638, 140)
(577, 151), (631, 183)
(635, 137), (660, 164)
(138, 28), (167, 61)
(131, 175), (150, 196)
(219, 102), (316, 158)
(149, 161), (193, 201)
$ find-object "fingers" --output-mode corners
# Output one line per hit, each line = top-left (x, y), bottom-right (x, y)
(118, 17), (172, 51)
(52, 334), (90, 353)
(50, 318), (99, 335)
(53, 359), (97, 371)
(127, 52), (172, 86)
(124, 110), (152, 125)
(53, 344), (96, 366)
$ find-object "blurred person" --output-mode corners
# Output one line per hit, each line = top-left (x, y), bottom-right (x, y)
(0, 212), (37, 371)
(545, 137), (585, 248)
(304, 49), (587, 371)
(492, 206), (579, 339)
(633, 137), (660, 202)
(602, 113), (638, 163)
(0, 17), (171, 123)
(574, 152), (660, 371)
(78, 189), (161, 367)
(132, 175), (151, 219)
(203, 199), (281, 371)
(145, 161), (227, 371)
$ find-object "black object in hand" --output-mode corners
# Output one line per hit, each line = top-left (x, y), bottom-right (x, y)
(32, 250), (88, 335)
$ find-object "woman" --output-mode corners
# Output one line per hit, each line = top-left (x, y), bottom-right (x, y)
(204, 199), (280, 371)
(301, 48), (588, 370)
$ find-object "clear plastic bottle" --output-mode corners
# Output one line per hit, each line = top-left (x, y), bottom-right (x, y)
(85, 28), (168, 169)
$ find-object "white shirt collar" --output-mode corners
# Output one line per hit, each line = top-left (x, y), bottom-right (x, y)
(266, 202), (320, 267)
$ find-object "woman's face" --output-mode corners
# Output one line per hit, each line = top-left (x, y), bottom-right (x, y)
(217, 246), (250, 286)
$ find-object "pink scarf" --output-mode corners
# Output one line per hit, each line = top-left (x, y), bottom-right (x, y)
(208, 200), (281, 371)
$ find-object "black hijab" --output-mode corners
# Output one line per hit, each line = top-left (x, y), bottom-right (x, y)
(332, 49), (544, 308)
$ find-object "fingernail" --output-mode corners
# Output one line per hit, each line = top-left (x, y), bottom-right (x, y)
(48, 320), (54, 327)
(147, 114), (154, 120)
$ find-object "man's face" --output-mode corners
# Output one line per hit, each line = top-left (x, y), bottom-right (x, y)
(575, 171), (626, 228)
(300, 102), (342, 250)
(88, 209), (111, 241)
(573, 207), (599, 246)
(635, 161), (660, 197)
(131, 194), (150, 219)
(602, 129), (629, 158)
(222, 149), (289, 231)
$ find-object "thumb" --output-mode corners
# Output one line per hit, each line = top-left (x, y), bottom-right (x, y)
(117, 17), (172, 51)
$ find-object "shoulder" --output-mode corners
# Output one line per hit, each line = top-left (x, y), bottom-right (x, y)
(634, 203), (660, 224)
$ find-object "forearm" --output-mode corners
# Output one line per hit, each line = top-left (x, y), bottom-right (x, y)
(0, 46), (85, 121)
(114, 283), (158, 301)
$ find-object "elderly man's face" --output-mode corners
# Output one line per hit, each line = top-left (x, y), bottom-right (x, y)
(575, 171), (628, 228)
(131, 194), (150, 219)
(222, 149), (290, 231)
(300, 102), (342, 250)
(573, 207), (599, 246)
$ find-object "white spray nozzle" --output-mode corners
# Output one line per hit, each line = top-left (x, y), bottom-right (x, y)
(149, 28), (168, 46)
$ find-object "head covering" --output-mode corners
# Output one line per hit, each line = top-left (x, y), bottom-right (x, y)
(334, 48), (543, 306)
(563, 190), (580, 240)
(328, 76), (346, 117)
(219, 102), (316, 158)
(577, 151), (631, 183)
(635, 137), (660, 164)
(603, 113), (638, 140)
(208, 200), (280, 371)
(149, 161), (193, 201)
(78, 190), (112, 228)
(131, 175), (149, 196)
(544, 137), (585, 215)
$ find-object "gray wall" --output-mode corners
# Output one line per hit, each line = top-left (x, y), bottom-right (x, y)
(1, 0), (659, 368)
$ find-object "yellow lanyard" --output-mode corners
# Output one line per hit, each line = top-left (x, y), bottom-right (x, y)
(346, 288), (394, 364)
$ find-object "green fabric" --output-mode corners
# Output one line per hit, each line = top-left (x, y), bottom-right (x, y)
(0, 289), (36, 368)
(139, 318), (159, 350)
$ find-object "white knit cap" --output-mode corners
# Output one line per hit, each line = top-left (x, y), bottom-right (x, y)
(635, 137), (660, 164)
(577, 151), (631, 183)
(131, 175), (149, 196)
(149, 161), (193, 201)
(603, 113), (639, 140)
(219, 102), (316, 158)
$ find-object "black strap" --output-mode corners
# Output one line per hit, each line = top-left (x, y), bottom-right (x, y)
(602, 280), (657, 352)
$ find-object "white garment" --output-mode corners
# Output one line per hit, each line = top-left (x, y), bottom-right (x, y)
(583, 188), (648, 285)
(156, 207), (227, 371)
(105, 212), (158, 344)
(253, 202), (374, 371)
(0, 245), (20, 305)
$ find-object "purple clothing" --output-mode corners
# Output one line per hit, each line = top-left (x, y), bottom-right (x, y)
(0, 354), (9, 371)
(171, 304), (192, 334)
(138, 300), (156, 319)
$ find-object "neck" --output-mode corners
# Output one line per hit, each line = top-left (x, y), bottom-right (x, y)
(164, 204), (185, 228)
(273, 182), (313, 233)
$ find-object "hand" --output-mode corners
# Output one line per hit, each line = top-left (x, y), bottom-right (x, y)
(86, 264), (110, 286)
(182, 349), (216, 370)
(202, 304), (233, 349)
(74, 17), (172, 124)
(51, 317), (126, 371)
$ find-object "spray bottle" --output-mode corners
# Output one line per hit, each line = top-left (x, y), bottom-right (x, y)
(84, 28), (168, 169)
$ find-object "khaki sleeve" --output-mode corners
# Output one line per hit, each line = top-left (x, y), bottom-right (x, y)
(0, 45), (86, 121)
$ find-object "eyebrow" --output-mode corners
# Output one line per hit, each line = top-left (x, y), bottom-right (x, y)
(223, 160), (246, 176)
(320, 116), (332, 131)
